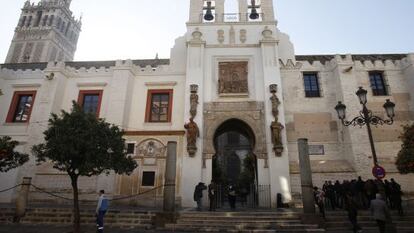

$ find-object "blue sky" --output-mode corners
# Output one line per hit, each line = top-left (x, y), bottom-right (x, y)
(0, 0), (413, 62)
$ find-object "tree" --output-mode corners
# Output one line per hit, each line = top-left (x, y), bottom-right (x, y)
(396, 123), (414, 174)
(32, 101), (137, 233)
(0, 136), (29, 173)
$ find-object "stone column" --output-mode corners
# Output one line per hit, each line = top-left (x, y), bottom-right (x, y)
(215, 0), (225, 23)
(297, 139), (315, 214)
(14, 177), (32, 222)
(163, 142), (177, 212)
(238, 0), (247, 22)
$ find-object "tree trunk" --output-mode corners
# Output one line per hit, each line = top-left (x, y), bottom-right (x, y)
(70, 175), (81, 233)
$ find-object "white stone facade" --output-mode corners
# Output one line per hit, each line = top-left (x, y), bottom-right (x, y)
(0, 0), (413, 207)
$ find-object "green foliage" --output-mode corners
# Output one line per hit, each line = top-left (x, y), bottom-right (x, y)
(32, 101), (137, 233)
(32, 101), (137, 178)
(0, 136), (29, 172)
(396, 123), (414, 174)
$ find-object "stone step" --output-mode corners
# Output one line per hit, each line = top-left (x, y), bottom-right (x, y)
(326, 220), (414, 227)
(326, 226), (414, 233)
(163, 225), (325, 233)
(168, 222), (319, 229)
(177, 216), (300, 221)
(177, 219), (302, 224)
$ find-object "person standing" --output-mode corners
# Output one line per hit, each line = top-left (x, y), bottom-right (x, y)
(344, 192), (362, 233)
(194, 182), (207, 211)
(228, 185), (237, 210)
(208, 181), (217, 211)
(313, 187), (326, 219)
(96, 190), (109, 233)
(370, 193), (391, 233)
(390, 178), (403, 216)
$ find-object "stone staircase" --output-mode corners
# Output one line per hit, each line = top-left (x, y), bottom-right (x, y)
(324, 210), (414, 233)
(0, 206), (154, 229)
(162, 210), (325, 232)
(9, 205), (414, 233)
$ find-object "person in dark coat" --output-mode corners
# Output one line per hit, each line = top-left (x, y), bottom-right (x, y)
(356, 176), (367, 208)
(228, 185), (237, 210)
(364, 179), (377, 205)
(208, 181), (217, 211)
(325, 181), (336, 210)
(390, 178), (403, 216)
(194, 182), (207, 211)
(344, 192), (362, 233)
(370, 193), (391, 233)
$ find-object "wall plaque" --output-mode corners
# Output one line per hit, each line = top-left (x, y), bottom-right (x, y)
(308, 145), (325, 155)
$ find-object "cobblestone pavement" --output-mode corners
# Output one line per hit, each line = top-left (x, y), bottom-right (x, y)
(0, 224), (187, 233)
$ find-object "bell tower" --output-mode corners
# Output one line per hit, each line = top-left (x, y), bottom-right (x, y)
(183, 0), (293, 208)
(5, 0), (81, 63)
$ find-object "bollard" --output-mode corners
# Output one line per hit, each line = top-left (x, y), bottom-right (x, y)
(163, 142), (177, 212)
(155, 142), (178, 228)
(14, 177), (32, 223)
(297, 139), (316, 214)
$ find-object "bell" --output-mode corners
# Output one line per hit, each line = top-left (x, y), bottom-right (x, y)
(204, 1), (214, 21)
(249, 0), (260, 20)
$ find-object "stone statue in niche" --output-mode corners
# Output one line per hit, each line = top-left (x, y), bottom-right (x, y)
(184, 118), (200, 156)
(269, 84), (284, 156)
(190, 84), (199, 119)
(137, 139), (166, 158)
(240, 29), (247, 43)
(218, 62), (248, 94)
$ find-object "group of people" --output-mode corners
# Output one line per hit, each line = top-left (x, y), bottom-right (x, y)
(193, 181), (237, 211)
(313, 177), (404, 233)
(318, 177), (403, 213)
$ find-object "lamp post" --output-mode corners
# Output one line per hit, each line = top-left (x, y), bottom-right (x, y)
(334, 87), (396, 167)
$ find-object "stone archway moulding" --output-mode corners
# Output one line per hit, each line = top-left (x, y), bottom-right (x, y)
(203, 101), (268, 168)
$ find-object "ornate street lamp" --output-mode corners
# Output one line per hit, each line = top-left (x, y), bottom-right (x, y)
(334, 87), (396, 166)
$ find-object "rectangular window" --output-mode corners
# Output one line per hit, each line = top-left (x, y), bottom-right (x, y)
(369, 72), (388, 96)
(145, 90), (173, 122)
(303, 73), (321, 97)
(126, 143), (135, 154)
(78, 90), (103, 117)
(6, 91), (37, 123)
(142, 171), (156, 187)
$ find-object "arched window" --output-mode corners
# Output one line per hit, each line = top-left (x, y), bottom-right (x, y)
(20, 16), (27, 27)
(48, 15), (54, 26)
(42, 15), (49, 26)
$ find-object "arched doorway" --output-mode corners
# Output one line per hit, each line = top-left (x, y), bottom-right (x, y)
(212, 119), (258, 208)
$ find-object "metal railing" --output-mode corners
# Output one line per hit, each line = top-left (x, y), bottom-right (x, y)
(214, 184), (271, 209)
(199, 13), (264, 23)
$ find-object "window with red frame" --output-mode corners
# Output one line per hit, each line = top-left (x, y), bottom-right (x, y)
(6, 91), (37, 123)
(78, 90), (103, 116)
(145, 90), (173, 122)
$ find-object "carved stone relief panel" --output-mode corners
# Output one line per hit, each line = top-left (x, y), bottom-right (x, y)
(218, 62), (248, 94)
(135, 139), (166, 158)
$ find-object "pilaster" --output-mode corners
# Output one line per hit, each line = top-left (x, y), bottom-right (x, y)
(181, 30), (206, 207)
(260, 28), (292, 205)
(404, 54), (414, 113)
(332, 55), (373, 178)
